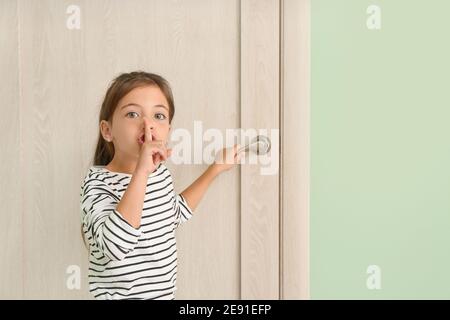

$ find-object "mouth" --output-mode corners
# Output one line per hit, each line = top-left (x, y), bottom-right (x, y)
(138, 133), (156, 144)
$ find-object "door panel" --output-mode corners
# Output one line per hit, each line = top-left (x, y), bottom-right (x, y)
(1, 0), (291, 299)
(0, 0), (23, 299)
(241, 0), (280, 299)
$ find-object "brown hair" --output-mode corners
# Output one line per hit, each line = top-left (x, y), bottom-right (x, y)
(92, 71), (175, 166)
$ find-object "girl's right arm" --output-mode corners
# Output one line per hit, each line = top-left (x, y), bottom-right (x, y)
(115, 169), (149, 229)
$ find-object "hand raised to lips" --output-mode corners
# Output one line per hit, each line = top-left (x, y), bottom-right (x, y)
(135, 118), (172, 175)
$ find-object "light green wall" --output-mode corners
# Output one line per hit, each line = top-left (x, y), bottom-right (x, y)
(311, 0), (450, 299)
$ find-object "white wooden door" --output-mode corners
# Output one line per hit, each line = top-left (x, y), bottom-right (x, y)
(0, 0), (309, 299)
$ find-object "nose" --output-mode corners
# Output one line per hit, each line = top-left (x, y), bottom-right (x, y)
(143, 117), (154, 130)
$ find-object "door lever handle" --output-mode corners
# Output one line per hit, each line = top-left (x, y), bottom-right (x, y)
(237, 135), (271, 155)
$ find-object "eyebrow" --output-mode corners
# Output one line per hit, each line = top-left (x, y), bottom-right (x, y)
(120, 103), (169, 112)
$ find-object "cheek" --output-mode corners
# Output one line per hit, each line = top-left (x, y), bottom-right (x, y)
(158, 122), (170, 133)
(115, 125), (136, 142)
(160, 127), (170, 141)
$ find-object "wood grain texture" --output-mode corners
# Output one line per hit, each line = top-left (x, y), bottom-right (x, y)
(19, 0), (89, 299)
(17, 0), (240, 299)
(240, 0), (280, 299)
(281, 0), (310, 299)
(0, 0), (23, 299)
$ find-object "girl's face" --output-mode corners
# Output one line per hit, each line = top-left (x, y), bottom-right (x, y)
(100, 85), (171, 159)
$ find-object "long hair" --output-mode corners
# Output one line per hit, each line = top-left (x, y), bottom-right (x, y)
(92, 71), (175, 166)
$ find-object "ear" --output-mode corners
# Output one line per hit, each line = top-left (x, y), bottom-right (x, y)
(100, 120), (113, 142)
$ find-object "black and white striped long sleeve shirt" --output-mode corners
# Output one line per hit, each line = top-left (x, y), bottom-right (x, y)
(80, 163), (193, 300)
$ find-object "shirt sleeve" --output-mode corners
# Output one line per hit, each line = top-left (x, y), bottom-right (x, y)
(80, 178), (142, 261)
(173, 193), (194, 229)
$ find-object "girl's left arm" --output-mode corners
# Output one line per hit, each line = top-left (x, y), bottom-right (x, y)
(180, 144), (241, 212)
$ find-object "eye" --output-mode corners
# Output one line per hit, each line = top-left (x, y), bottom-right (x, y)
(126, 111), (139, 118)
(155, 113), (167, 121)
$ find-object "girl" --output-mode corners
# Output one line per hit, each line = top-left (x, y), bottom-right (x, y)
(80, 71), (240, 300)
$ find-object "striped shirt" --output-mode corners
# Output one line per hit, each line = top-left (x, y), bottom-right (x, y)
(79, 163), (193, 300)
